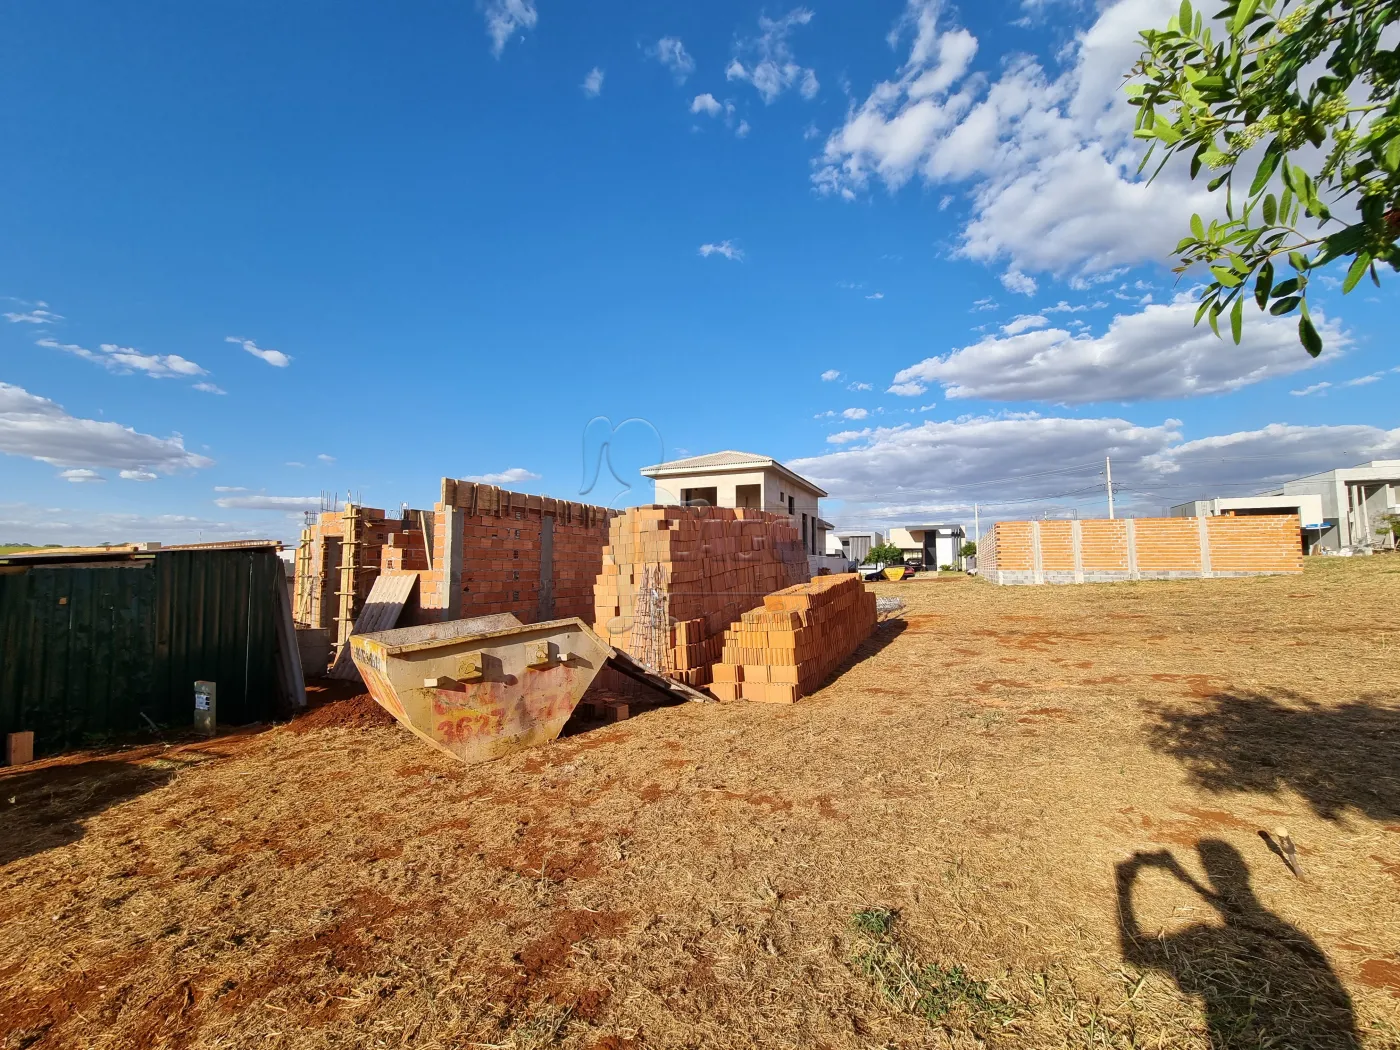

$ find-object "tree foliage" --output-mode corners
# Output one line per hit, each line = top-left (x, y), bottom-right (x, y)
(1128, 0), (1400, 355)
(959, 541), (978, 558)
(863, 542), (905, 565)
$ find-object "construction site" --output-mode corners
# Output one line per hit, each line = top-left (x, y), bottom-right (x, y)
(0, 469), (1397, 1049)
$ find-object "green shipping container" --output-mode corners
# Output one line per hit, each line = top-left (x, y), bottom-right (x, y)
(0, 543), (292, 755)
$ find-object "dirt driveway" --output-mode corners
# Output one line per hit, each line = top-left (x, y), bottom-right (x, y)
(2, 558), (1398, 1048)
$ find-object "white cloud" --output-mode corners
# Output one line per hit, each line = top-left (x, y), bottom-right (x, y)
(1044, 300), (1101, 313)
(463, 467), (542, 484)
(842, 407), (869, 420)
(791, 414), (1400, 524)
(59, 468), (104, 483)
(5, 308), (63, 324)
(736, 119), (751, 138)
(813, 0), (1216, 284)
(0, 382), (212, 474)
(887, 381), (928, 397)
(971, 297), (998, 312)
(37, 337), (208, 380)
(889, 297), (1342, 404)
(1342, 372), (1384, 387)
(119, 469), (158, 481)
(1000, 269), (1037, 296)
(727, 8), (819, 104)
(1000, 313), (1047, 335)
(213, 486), (247, 492)
(1291, 382), (1332, 397)
(848, 381), (873, 391)
(699, 240), (744, 261)
(821, 369), (842, 381)
(285, 461), (304, 468)
(317, 453), (336, 463)
(214, 495), (321, 511)
(651, 37), (695, 83)
(0, 501), (296, 546)
(582, 67), (605, 97)
(226, 336), (291, 368)
(690, 93), (723, 117)
(865, 292), (885, 300)
(483, 0), (537, 57)
(193, 382), (226, 394)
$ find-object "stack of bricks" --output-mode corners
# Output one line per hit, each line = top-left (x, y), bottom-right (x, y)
(593, 505), (810, 687)
(421, 478), (618, 623)
(709, 573), (876, 703)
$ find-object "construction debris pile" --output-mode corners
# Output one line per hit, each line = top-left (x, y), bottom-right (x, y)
(709, 573), (877, 703)
(593, 506), (810, 686)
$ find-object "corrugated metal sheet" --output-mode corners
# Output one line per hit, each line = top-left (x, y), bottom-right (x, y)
(0, 547), (286, 755)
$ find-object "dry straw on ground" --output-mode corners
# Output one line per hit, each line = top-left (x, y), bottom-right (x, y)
(1, 558), (1398, 1048)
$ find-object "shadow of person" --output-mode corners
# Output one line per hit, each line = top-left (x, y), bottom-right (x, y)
(1117, 839), (1358, 1049)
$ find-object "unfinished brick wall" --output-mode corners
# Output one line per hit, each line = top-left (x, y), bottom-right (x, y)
(420, 478), (617, 624)
(709, 573), (876, 703)
(981, 515), (1303, 584)
(295, 507), (434, 631)
(593, 505), (810, 687)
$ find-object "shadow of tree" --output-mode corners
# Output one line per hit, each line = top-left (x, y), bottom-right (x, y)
(1143, 689), (1400, 822)
(1118, 839), (1359, 1048)
(0, 759), (177, 867)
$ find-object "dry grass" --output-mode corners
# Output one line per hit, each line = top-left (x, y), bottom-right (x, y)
(2, 558), (1399, 1049)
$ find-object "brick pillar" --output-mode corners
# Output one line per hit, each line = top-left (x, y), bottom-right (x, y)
(537, 514), (555, 622)
(1031, 521), (1045, 585)
(1071, 519), (1084, 584)
(1125, 519), (1140, 580)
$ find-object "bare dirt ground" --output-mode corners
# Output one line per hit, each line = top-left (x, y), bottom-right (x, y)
(2, 558), (1398, 1049)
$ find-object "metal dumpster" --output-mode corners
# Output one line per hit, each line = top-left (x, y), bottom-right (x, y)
(350, 613), (704, 765)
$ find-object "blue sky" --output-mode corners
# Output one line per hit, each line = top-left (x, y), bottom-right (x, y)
(2, 0), (1396, 544)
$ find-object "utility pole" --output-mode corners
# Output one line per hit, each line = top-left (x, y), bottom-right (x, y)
(974, 502), (980, 545)
(1105, 456), (1115, 519)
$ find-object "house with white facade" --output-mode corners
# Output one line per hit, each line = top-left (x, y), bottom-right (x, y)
(888, 524), (967, 569)
(1171, 458), (1399, 553)
(640, 451), (837, 571)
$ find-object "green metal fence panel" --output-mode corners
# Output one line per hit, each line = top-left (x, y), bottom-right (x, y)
(0, 548), (284, 755)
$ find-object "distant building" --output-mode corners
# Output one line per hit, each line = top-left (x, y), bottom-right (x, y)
(640, 450), (831, 567)
(828, 530), (883, 564)
(1171, 458), (1399, 553)
(888, 524), (967, 568)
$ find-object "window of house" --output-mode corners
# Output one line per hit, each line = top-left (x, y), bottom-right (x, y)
(801, 513), (808, 550)
(788, 495), (795, 516)
(736, 484), (760, 509)
(681, 487), (717, 507)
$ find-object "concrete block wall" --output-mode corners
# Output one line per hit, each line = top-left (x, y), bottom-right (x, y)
(981, 515), (1303, 585)
(420, 478), (617, 624)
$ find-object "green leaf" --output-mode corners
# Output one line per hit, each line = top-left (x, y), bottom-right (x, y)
(1262, 193), (1277, 225)
(1179, 0), (1192, 32)
(1230, 296), (1243, 343)
(1270, 295), (1302, 315)
(1343, 253), (1371, 293)
(1272, 277), (1300, 297)
(1299, 314), (1322, 357)
(1280, 186), (1293, 221)
(1208, 304), (1222, 337)
(1254, 260), (1274, 308)
(1288, 251), (1310, 272)
(1210, 266), (1244, 287)
(1232, 0), (1261, 32)
(1191, 214), (1205, 241)
(1249, 142), (1281, 196)
(1384, 136), (1400, 172)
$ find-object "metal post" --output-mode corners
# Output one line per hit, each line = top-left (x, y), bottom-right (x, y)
(1106, 457), (1115, 519)
(974, 502), (980, 545)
